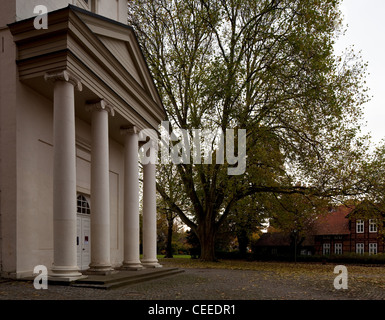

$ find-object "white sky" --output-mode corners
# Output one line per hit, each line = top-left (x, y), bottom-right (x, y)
(334, 0), (385, 147)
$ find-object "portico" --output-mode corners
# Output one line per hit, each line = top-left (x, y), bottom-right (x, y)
(2, 4), (165, 279)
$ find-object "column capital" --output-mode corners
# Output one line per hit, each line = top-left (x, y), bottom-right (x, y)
(44, 70), (82, 91)
(86, 99), (115, 116)
(120, 125), (139, 136)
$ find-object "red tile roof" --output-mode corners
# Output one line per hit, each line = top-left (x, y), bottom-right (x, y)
(312, 206), (352, 235)
(254, 232), (291, 247)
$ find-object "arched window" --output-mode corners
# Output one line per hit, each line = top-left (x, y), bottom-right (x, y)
(77, 195), (91, 215)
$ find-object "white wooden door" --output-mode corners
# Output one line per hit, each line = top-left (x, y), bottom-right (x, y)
(77, 217), (81, 269)
(77, 215), (91, 270)
(81, 217), (91, 269)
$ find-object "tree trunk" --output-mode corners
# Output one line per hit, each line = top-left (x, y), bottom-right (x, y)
(237, 230), (249, 258)
(197, 222), (217, 261)
(164, 216), (174, 258)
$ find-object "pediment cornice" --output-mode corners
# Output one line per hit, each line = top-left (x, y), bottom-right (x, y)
(8, 5), (166, 131)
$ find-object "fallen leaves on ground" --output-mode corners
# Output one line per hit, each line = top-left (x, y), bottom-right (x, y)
(160, 258), (385, 295)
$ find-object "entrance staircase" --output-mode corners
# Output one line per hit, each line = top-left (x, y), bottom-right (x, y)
(70, 267), (184, 290)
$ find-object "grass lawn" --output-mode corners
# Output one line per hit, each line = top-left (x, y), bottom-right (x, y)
(159, 254), (191, 259)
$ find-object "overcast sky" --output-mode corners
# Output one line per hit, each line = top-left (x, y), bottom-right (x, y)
(334, 0), (385, 147)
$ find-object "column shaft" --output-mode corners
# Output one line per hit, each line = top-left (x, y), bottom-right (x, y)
(88, 101), (114, 274)
(121, 127), (143, 270)
(48, 71), (82, 279)
(142, 150), (161, 268)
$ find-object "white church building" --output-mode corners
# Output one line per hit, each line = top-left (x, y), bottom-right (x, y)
(0, 0), (166, 280)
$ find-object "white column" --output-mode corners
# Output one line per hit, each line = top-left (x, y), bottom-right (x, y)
(45, 70), (83, 280)
(141, 141), (161, 268)
(86, 100), (115, 274)
(120, 126), (143, 270)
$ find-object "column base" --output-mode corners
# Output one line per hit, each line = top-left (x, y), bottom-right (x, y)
(85, 264), (117, 275)
(120, 261), (144, 271)
(141, 260), (162, 268)
(49, 265), (85, 282)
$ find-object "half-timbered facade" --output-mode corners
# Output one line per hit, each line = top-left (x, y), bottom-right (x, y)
(255, 205), (385, 257)
(313, 206), (385, 255)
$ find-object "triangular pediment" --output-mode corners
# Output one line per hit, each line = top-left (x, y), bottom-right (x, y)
(8, 5), (166, 131)
(72, 7), (164, 110)
(98, 35), (145, 88)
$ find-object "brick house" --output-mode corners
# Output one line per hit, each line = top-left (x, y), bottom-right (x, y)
(255, 205), (385, 256)
(314, 205), (385, 255)
(253, 232), (315, 257)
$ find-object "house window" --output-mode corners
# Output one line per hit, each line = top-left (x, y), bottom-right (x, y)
(369, 243), (378, 255)
(334, 243), (342, 255)
(77, 194), (91, 215)
(356, 220), (364, 233)
(323, 243), (330, 255)
(356, 243), (364, 254)
(369, 220), (378, 233)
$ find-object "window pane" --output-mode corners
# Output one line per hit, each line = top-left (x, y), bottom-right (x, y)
(77, 195), (91, 215)
(335, 243), (342, 255)
(323, 243), (330, 255)
(356, 220), (364, 233)
(369, 243), (377, 255)
(369, 220), (377, 233)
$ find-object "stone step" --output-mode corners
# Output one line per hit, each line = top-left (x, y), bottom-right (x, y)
(70, 268), (184, 290)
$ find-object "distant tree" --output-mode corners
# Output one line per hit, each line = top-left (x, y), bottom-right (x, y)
(157, 164), (187, 258)
(267, 193), (329, 250)
(185, 229), (200, 258)
(158, 206), (178, 257)
(227, 194), (267, 257)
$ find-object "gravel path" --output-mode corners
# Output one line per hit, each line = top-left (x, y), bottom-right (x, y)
(0, 267), (384, 300)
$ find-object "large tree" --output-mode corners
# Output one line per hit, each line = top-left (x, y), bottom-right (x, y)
(128, 0), (371, 261)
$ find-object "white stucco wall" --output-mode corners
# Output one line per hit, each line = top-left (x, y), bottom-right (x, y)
(0, 27), (18, 277)
(14, 0), (128, 24)
(16, 0), (73, 20)
(98, 0), (127, 24)
(16, 83), (54, 276)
